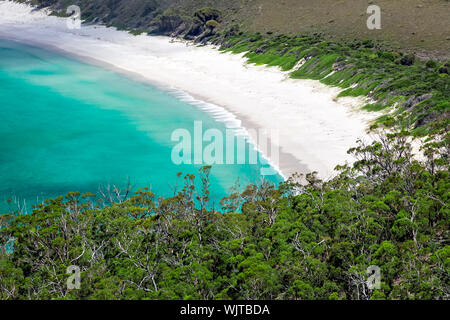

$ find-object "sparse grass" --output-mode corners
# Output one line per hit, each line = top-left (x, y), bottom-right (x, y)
(244, 52), (299, 71)
(129, 29), (147, 36)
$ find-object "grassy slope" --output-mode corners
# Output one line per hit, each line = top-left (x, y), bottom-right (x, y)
(26, 0), (450, 59)
(247, 0), (450, 60)
(164, 0), (450, 60)
(214, 32), (449, 135)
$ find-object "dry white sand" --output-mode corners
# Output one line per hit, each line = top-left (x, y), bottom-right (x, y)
(0, 1), (379, 179)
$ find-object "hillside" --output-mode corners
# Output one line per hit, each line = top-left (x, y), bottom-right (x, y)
(21, 0), (450, 59)
(250, 0), (450, 61)
(1, 0), (448, 302)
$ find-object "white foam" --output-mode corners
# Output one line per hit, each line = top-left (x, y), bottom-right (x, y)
(164, 87), (287, 179)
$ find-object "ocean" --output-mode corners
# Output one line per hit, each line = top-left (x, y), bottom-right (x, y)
(0, 39), (282, 213)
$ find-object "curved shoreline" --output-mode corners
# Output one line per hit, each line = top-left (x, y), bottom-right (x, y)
(0, 1), (378, 179)
(0, 34), (291, 181)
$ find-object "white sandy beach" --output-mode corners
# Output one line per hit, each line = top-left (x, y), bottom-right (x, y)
(0, 1), (378, 179)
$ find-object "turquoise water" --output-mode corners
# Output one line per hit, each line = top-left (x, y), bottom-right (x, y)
(0, 39), (282, 212)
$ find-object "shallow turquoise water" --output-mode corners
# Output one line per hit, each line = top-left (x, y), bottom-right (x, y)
(0, 39), (282, 212)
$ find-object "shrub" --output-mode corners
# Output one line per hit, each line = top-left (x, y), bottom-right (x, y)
(205, 19), (219, 30)
(426, 60), (438, 69)
(379, 51), (400, 62)
(399, 54), (415, 66)
(438, 66), (449, 74)
(194, 7), (221, 23)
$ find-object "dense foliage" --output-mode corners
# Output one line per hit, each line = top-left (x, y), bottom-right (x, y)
(1, 131), (448, 300)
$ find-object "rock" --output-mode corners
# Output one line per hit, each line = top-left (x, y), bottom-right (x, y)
(186, 23), (204, 37)
(439, 67), (449, 74)
(399, 54), (415, 66)
(279, 48), (288, 55)
(404, 94), (433, 109)
(173, 22), (189, 37)
(373, 78), (393, 91)
(254, 46), (268, 54)
(152, 11), (186, 35)
(332, 62), (346, 72)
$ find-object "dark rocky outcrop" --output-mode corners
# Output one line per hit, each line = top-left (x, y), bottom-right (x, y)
(404, 94), (433, 109)
(399, 53), (415, 66)
(150, 8), (191, 35)
(26, 0), (227, 42)
(439, 66), (449, 74)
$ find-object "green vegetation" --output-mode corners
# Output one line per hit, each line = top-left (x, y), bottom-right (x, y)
(21, 1), (450, 136)
(6, 0), (449, 301)
(22, 0), (450, 59)
(1, 130), (448, 300)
